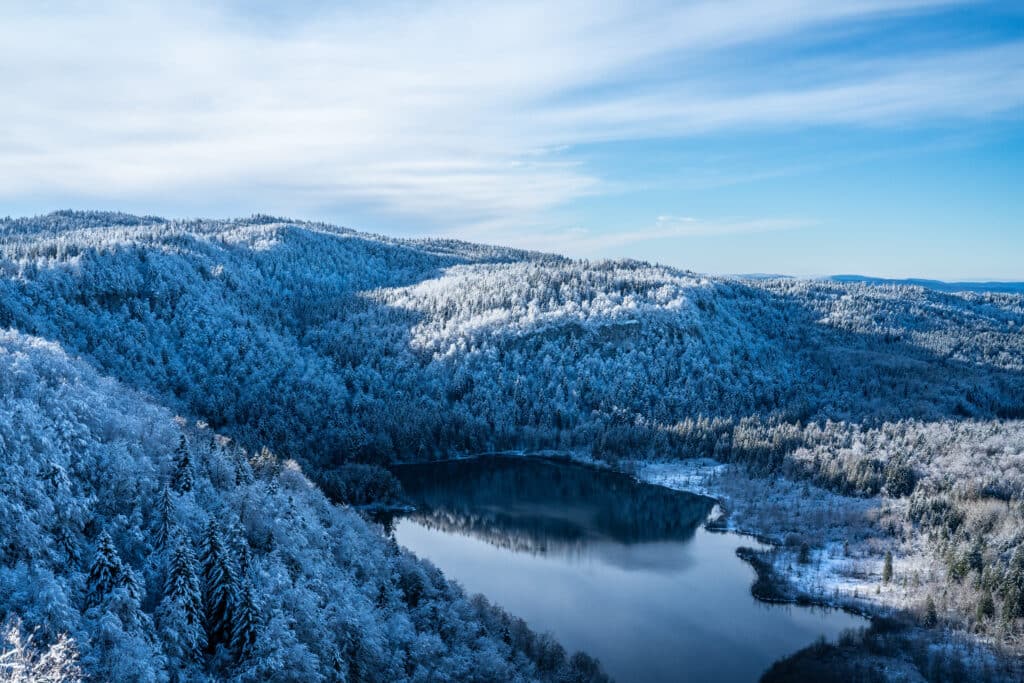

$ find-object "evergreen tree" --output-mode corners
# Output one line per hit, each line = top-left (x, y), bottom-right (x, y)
(86, 531), (125, 606)
(967, 538), (985, 575)
(977, 590), (995, 622)
(882, 551), (893, 584)
(172, 435), (194, 493)
(52, 517), (80, 566)
(230, 523), (252, 578)
(797, 543), (811, 565)
(200, 520), (237, 651)
(1002, 547), (1024, 622)
(231, 580), (259, 660)
(86, 534), (149, 637)
(159, 532), (206, 660)
(155, 486), (176, 551)
(121, 563), (142, 603)
(923, 596), (939, 627)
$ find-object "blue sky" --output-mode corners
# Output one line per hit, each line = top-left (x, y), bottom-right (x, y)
(1, 1), (1022, 279)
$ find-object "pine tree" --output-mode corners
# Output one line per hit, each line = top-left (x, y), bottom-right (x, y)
(882, 551), (893, 584)
(923, 596), (939, 627)
(230, 523), (252, 578)
(159, 532), (206, 659)
(155, 486), (176, 551)
(1002, 548), (1024, 622)
(87, 531), (125, 606)
(52, 517), (80, 566)
(977, 590), (995, 622)
(121, 563), (142, 603)
(172, 435), (194, 493)
(231, 580), (259, 659)
(200, 520), (237, 651)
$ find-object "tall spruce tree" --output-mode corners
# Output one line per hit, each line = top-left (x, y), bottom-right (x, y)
(231, 580), (259, 660)
(1002, 547), (1024, 621)
(86, 531), (125, 607)
(200, 519), (237, 651)
(121, 563), (142, 603)
(155, 486), (176, 551)
(229, 522), (252, 578)
(172, 435), (194, 493)
(159, 531), (206, 660)
(52, 516), (81, 566)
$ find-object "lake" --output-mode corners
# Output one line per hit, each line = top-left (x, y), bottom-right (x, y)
(385, 456), (866, 683)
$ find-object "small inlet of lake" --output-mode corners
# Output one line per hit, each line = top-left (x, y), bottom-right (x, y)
(382, 456), (867, 683)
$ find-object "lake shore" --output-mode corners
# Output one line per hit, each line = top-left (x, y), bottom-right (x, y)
(629, 457), (1024, 681)
(392, 449), (1024, 679)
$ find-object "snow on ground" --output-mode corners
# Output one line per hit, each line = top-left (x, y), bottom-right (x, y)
(631, 458), (923, 615)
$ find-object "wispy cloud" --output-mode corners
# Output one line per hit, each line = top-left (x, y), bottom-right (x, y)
(0, 1), (1020, 236)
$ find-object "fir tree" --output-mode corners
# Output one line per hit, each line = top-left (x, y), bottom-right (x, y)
(882, 551), (893, 584)
(967, 538), (985, 575)
(121, 563), (142, 603)
(1002, 547), (1024, 622)
(230, 523), (252, 578)
(200, 520), (237, 651)
(159, 532), (206, 659)
(172, 435), (194, 493)
(231, 580), (259, 659)
(86, 531), (125, 606)
(155, 486), (176, 551)
(977, 590), (995, 622)
(52, 517), (80, 566)
(923, 596), (939, 627)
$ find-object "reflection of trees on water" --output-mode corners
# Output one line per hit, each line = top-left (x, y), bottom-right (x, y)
(392, 457), (713, 555)
(407, 509), (592, 557)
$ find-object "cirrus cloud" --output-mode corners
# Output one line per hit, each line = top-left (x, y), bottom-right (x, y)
(0, 0), (1020, 237)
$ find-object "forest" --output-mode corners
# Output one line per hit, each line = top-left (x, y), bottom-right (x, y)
(2, 210), (1023, 680)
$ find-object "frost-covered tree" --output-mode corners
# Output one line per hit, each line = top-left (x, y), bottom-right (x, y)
(0, 325), (602, 681)
(4, 211), (1023, 677)
(0, 617), (81, 683)
(157, 532), (206, 662)
(154, 486), (176, 552)
(231, 580), (259, 660)
(172, 435), (194, 494)
(200, 520), (237, 653)
(229, 522), (252, 579)
(85, 532), (125, 607)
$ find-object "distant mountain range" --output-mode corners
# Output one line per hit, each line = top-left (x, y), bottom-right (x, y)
(826, 274), (1024, 294)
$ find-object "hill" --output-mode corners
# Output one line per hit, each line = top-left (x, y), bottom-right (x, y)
(2, 211), (1021, 471)
(2, 210), (1024, 678)
(0, 327), (608, 681)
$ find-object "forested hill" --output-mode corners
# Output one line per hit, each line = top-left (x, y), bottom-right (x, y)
(0, 328), (608, 681)
(2, 211), (1021, 472)
(2, 210), (1024, 678)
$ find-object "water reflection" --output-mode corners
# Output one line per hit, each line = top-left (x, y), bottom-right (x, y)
(386, 456), (866, 683)
(389, 456), (713, 562)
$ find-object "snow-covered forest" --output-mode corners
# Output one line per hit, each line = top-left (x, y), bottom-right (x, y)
(2, 210), (1024, 679)
(0, 329), (608, 681)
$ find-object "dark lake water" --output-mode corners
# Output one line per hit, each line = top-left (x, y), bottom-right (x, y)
(386, 456), (866, 683)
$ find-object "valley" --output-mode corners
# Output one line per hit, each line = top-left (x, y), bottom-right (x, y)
(2, 211), (1024, 681)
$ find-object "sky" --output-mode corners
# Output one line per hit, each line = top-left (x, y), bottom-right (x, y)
(1, 1), (1022, 280)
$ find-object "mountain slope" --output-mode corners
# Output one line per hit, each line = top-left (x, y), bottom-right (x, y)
(0, 328), (606, 681)
(2, 212), (1021, 470)
(3, 210), (1024, 675)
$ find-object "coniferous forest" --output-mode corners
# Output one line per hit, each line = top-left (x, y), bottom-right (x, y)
(2, 211), (1024, 680)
